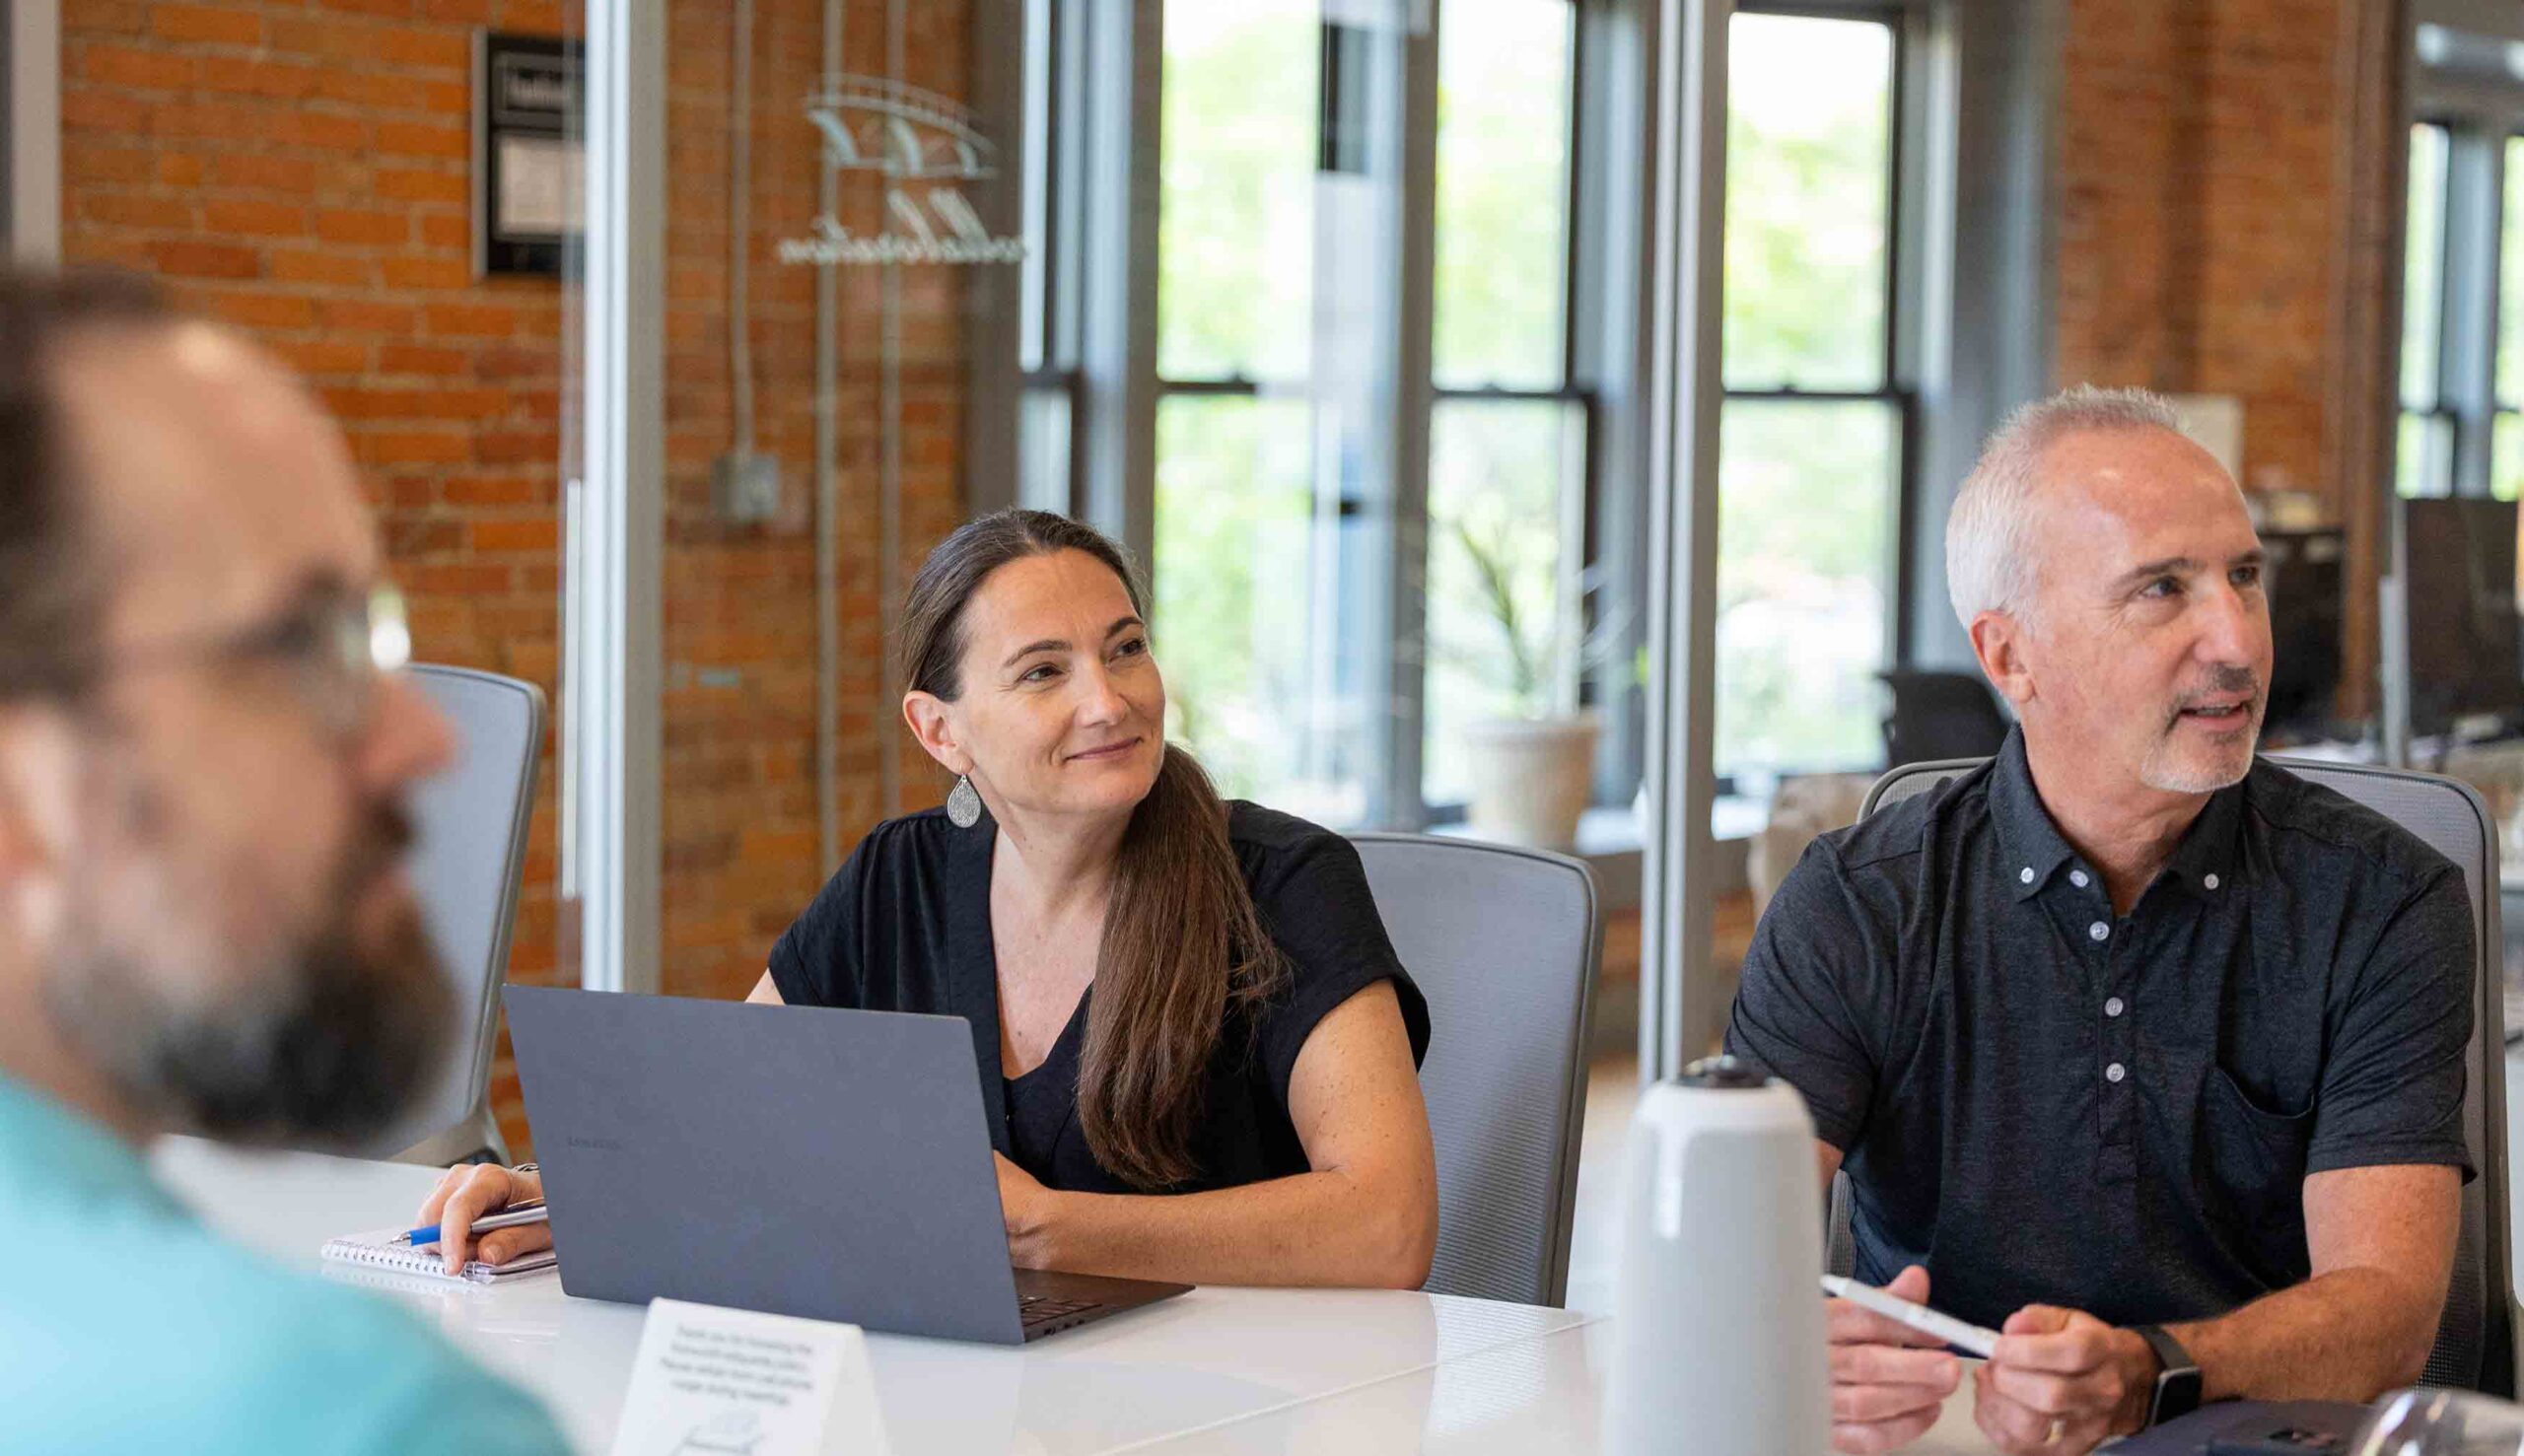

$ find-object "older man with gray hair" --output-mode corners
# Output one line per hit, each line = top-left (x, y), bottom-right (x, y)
(1728, 385), (2471, 1455)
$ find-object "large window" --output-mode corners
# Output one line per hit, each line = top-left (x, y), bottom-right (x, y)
(1143, 0), (1601, 828)
(1717, 11), (1909, 784)
(2401, 121), (2454, 498)
(1151, 0), (1354, 820)
(2397, 108), (2524, 503)
(2496, 135), (2524, 500)
(1422, 1), (1587, 810)
(1017, 1), (1928, 826)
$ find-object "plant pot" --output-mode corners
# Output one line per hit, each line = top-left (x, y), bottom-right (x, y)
(1459, 713), (1601, 849)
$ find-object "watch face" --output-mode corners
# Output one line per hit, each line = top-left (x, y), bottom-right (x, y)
(2155, 1367), (2206, 1423)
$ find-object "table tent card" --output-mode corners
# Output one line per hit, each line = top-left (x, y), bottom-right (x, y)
(609, 1298), (893, 1456)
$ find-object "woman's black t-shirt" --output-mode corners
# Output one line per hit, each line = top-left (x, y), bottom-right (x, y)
(765, 800), (1432, 1195)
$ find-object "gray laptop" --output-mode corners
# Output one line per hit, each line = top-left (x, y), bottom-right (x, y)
(503, 986), (1191, 1344)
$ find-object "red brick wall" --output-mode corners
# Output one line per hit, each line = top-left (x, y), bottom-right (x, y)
(59, 0), (976, 1157)
(2055, 0), (2346, 496)
(61, 2), (577, 1158)
(2053, 0), (2396, 712)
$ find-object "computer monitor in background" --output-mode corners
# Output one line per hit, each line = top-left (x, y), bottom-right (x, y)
(2261, 527), (2345, 741)
(2399, 496), (2524, 737)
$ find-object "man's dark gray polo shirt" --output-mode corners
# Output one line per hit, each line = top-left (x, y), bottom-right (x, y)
(1726, 728), (2474, 1331)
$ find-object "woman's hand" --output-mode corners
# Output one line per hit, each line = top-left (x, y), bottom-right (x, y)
(992, 1152), (1064, 1269)
(415, 1163), (550, 1275)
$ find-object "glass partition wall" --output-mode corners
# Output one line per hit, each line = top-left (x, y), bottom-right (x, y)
(552, 0), (1735, 1082)
(555, 0), (1029, 1002)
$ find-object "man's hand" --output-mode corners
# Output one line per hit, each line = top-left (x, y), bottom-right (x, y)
(991, 1152), (1063, 1269)
(1828, 1265), (1964, 1454)
(414, 1163), (548, 1275)
(1974, 1304), (2157, 1455)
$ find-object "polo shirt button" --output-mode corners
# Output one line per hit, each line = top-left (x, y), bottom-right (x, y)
(2204, 873), (2220, 890)
(2088, 921), (2109, 941)
(2106, 1062), (2127, 1083)
(2019, 867), (2035, 884)
(2070, 870), (2090, 888)
(2105, 997), (2125, 1017)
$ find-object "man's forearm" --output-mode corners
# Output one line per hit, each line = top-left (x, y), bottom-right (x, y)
(2171, 1267), (2445, 1405)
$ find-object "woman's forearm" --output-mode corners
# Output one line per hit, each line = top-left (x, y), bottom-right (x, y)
(1018, 1167), (1436, 1289)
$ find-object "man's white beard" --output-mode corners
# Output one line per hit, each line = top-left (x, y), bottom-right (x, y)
(2138, 721), (2259, 795)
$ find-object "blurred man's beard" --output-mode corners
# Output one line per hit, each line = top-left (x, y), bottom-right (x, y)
(40, 808), (454, 1148)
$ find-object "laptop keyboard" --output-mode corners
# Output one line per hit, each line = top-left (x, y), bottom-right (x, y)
(1018, 1293), (1104, 1331)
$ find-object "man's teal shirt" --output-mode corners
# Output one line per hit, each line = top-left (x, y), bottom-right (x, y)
(0, 1074), (573, 1455)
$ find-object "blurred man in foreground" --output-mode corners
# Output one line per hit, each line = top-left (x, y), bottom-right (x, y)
(0, 270), (568, 1454)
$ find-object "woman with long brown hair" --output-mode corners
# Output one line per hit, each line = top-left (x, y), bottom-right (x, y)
(424, 510), (1437, 1288)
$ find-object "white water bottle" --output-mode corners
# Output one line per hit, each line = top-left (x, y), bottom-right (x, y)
(1602, 1056), (1829, 1456)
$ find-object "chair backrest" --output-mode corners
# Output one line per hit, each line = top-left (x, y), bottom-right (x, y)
(360, 664), (546, 1164)
(1350, 833), (1600, 1306)
(1850, 756), (2515, 1394)
(1878, 669), (2010, 767)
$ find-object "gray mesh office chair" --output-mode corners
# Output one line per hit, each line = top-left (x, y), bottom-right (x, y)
(1350, 833), (1600, 1306)
(1834, 757), (2515, 1394)
(358, 664), (545, 1167)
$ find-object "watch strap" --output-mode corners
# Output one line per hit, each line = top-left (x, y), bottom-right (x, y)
(2132, 1324), (2202, 1427)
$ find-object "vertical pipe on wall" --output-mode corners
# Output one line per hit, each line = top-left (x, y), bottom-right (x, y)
(815, 0), (846, 871)
(730, 0), (756, 457)
(877, 0), (909, 820)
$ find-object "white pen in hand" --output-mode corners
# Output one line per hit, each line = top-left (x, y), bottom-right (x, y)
(1820, 1274), (2000, 1357)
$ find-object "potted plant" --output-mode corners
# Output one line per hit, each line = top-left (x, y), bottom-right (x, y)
(1445, 518), (1618, 850)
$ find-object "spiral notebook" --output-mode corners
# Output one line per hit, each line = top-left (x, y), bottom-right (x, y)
(319, 1226), (559, 1285)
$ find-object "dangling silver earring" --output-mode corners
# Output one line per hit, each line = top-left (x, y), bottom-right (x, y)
(946, 774), (982, 828)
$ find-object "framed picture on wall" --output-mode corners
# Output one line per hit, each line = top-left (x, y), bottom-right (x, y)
(474, 33), (583, 278)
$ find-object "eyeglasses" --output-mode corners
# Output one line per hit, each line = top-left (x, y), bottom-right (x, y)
(2, 583), (412, 740)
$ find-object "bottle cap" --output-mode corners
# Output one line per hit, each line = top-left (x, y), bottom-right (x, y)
(1675, 1054), (1770, 1090)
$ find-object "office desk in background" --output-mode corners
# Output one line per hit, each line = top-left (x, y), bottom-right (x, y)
(150, 1139), (1996, 1454)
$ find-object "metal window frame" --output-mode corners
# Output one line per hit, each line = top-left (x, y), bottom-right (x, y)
(1638, 0), (1731, 1077)
(567, 0), (666, 996)
(1576, 0), (1669, 815)
(1069, 0), (1162, 565)
(992, 0), (1100, 520)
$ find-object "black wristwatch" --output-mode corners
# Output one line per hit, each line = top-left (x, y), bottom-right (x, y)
(2133, 1324), (2203, 1428)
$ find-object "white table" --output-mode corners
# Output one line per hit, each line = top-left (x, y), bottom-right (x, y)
(151, 1139), (1993, 1454)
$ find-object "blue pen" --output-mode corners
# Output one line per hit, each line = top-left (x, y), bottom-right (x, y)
(402, 1202), (550, 1248)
